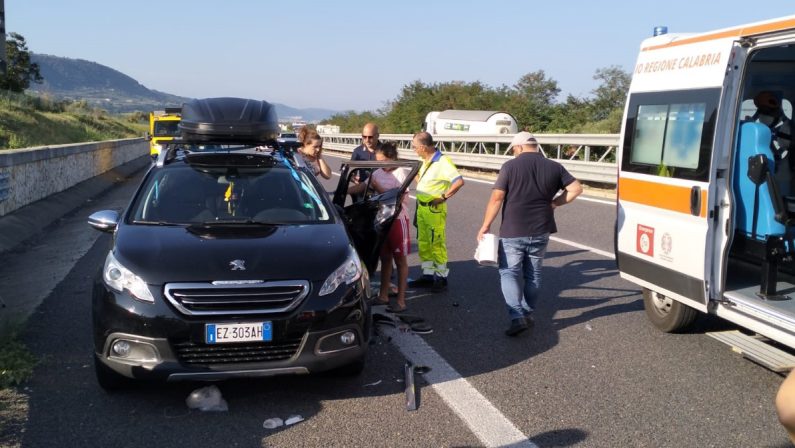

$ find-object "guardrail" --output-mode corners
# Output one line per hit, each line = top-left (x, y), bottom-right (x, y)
(321, 133), (619, 184)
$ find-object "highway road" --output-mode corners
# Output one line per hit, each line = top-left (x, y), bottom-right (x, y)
(0, 152), (789, 447)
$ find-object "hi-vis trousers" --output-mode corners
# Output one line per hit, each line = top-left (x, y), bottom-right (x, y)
(416, 201), (449, 278)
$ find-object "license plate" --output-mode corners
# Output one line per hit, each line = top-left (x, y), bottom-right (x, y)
(205, 322), (272, 344)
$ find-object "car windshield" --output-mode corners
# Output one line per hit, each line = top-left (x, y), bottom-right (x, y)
(279, 133), (297, 139)
(154, 121), (180, 137)
(129, 163), (331, 225)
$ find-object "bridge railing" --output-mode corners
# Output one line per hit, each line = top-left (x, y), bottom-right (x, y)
(321, 133), (619, 184)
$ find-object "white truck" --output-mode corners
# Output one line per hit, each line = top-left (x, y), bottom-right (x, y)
(423, 110), (518, 136)
(616, 15), (795, 370)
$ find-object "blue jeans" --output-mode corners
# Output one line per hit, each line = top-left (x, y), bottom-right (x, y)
(498, 235), (549, 320)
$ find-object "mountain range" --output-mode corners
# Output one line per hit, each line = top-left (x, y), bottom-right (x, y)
(27, 54), (339, 122)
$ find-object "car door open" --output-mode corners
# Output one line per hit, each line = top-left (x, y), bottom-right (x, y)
(333, 160), (420, 274)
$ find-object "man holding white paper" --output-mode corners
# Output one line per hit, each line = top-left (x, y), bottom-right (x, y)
(477, 132), (582, 336)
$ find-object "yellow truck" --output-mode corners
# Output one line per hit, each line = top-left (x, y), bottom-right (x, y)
(146, 107), (182, 158)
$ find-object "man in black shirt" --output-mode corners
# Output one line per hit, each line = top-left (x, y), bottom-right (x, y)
(349, 123), (381, 202)
(477, 132), (583, 336)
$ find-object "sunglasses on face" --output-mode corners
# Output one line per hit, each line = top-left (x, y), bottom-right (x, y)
(362, 135), (376, 139)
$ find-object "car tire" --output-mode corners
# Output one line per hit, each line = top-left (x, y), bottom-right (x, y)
(94, 354), (133, 391)
(642, 288), (698, 333)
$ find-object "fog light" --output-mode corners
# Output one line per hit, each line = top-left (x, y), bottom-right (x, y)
(340, 331), (356, 345)
(112, 340), (131, 357)
(108, 338), (160, 366)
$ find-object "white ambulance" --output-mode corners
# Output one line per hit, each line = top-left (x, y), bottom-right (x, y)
(616, 15), (795, 367)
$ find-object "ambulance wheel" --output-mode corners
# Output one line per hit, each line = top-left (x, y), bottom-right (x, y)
(642, 288), (698, 333)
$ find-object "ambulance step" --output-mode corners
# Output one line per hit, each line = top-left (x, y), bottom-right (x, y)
(707, 330), (795, 372)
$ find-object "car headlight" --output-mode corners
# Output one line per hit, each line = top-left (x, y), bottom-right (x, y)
(319, 246), (362, 296)
(103, 251), (155, 303)
(375, 203), (396, 227)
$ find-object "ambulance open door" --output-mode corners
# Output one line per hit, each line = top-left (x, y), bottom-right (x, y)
(616, 88), (722, 314)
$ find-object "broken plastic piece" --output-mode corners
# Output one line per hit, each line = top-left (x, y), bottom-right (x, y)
(185, 385), (228, 412)
(405, 362), (417, 411)
(285, 415), (304, 426)
(364, 380), (383, 387)
(263, 418), (284, 429)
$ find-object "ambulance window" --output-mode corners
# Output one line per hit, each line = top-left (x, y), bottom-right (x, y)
(621, 88), (719, 181)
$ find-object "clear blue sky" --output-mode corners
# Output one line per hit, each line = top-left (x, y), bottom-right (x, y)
(7, 1), (791, 111)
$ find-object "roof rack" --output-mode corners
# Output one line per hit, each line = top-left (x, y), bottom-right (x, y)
(155, 140), (306, 170)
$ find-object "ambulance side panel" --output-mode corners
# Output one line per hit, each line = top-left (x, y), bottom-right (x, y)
(616, 37), (736, 312)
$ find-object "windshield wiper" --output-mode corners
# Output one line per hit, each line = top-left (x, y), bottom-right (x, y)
(190, 219), (280, 227)
(133, 220), (180, 226)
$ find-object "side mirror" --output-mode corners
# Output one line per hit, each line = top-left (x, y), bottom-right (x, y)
(144, 131), (151, 141)
(88, 210), (120, 233)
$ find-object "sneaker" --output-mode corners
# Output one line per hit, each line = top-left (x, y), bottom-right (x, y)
(431, 276), (448, 292)
(408, 275), (434, 288)
(522, 311), (535, 326)
(505, 318), (529, 336)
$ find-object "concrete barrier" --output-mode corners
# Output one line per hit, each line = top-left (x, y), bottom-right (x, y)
(0, 138), (150, 254)
(0, 138), (148, 217)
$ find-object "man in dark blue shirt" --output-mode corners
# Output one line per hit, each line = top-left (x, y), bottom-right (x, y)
(477, 132), (583, 336)
(349, 123), (381, 202)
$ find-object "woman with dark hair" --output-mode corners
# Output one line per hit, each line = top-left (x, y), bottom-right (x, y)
(297, 127), (331, 179)
(359, 142), (411, 312)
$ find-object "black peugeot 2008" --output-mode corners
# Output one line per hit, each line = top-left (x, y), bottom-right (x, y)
(87, 97), (418, 389)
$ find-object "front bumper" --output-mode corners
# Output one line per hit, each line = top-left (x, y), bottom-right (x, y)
(92, 278), (370, 382)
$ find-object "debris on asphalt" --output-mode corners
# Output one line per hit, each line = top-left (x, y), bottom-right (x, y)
(405, 362), (418, 411)
(185, 385), (228, 412)
(363, 380), (383, 387)
(285, 415), (304, 426)
(452, 301), (459, 307)
(585, 323), (593, 331)
(262, 418), (284, 429)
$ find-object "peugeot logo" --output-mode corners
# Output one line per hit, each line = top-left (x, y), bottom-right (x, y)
(229, 259), (246, 271)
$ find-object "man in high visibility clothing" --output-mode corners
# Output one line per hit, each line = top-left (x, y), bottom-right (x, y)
(408, 132), (465, 292)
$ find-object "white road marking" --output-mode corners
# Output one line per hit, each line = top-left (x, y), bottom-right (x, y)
(550, 236), (615, 260)
(380, 324), (538, 448)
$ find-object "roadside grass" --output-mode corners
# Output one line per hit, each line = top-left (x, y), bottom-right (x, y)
(0, 91), (146, 149)
(0, 322), (36, 390)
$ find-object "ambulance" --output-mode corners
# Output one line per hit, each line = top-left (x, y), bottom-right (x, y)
(616, 15), (795, 364)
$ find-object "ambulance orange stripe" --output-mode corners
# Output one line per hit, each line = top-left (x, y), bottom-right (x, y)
(618, 178), (707, 217)
(642, 17), (795, 52)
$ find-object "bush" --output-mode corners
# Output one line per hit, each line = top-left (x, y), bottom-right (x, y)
(0, 326), (36, 389)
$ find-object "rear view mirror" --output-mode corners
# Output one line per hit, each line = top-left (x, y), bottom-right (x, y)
(144, 132), (151, 141)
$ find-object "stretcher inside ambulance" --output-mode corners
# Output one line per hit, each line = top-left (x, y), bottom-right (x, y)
(616, 15), (795, 350)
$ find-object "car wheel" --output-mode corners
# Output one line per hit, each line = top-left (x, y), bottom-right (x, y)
(642, 288), (698, 333)
(94, 354), (133, 391)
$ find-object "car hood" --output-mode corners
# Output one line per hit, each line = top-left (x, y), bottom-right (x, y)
(113, 223), (351, 284)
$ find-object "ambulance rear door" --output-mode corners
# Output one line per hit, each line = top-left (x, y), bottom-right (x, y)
(616, 36), (736, 312)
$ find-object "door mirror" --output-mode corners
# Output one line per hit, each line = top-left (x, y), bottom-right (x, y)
(144, 131), (151, 141)
(88, 210), (120, 233)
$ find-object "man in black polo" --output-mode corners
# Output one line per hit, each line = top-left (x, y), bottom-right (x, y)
(477, 132), (583, 336)
(349, 122), (380, 202)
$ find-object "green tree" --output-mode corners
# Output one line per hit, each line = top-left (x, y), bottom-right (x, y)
(590, 65), (630, 121)
(0, 33), (43, 93)
(507, 70), (560, 132)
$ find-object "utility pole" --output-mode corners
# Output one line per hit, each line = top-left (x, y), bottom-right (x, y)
(0, 0), (6, 77)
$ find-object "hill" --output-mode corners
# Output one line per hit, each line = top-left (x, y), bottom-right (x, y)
(27, 54), (338, 121)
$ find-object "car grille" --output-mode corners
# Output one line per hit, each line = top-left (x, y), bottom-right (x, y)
(164, 281), (310, 316)
(174, 337), (303, 365)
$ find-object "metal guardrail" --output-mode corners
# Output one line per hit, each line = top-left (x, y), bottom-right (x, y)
(321, 133), (619, 184)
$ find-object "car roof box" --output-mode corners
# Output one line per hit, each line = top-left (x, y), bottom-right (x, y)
(180, 97), (280, 143)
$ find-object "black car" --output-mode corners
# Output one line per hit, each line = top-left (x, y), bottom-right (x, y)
(87, 97), (418, 389)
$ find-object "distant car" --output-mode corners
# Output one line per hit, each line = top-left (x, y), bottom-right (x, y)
(276, 132), (300, 151)
(87, 97), (419, 390)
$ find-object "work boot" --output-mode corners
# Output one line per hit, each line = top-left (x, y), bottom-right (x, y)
(408, 275), (434, 288)
(431, 275), (448, 292)
(505, 318), (529, 337)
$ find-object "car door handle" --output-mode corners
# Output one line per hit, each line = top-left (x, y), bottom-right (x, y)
(690, 186), (701, 216)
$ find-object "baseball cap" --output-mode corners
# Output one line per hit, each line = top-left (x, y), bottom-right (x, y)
(507, 131), (538, 150)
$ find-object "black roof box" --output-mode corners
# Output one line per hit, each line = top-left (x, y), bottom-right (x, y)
(179, 97), (280, 143)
